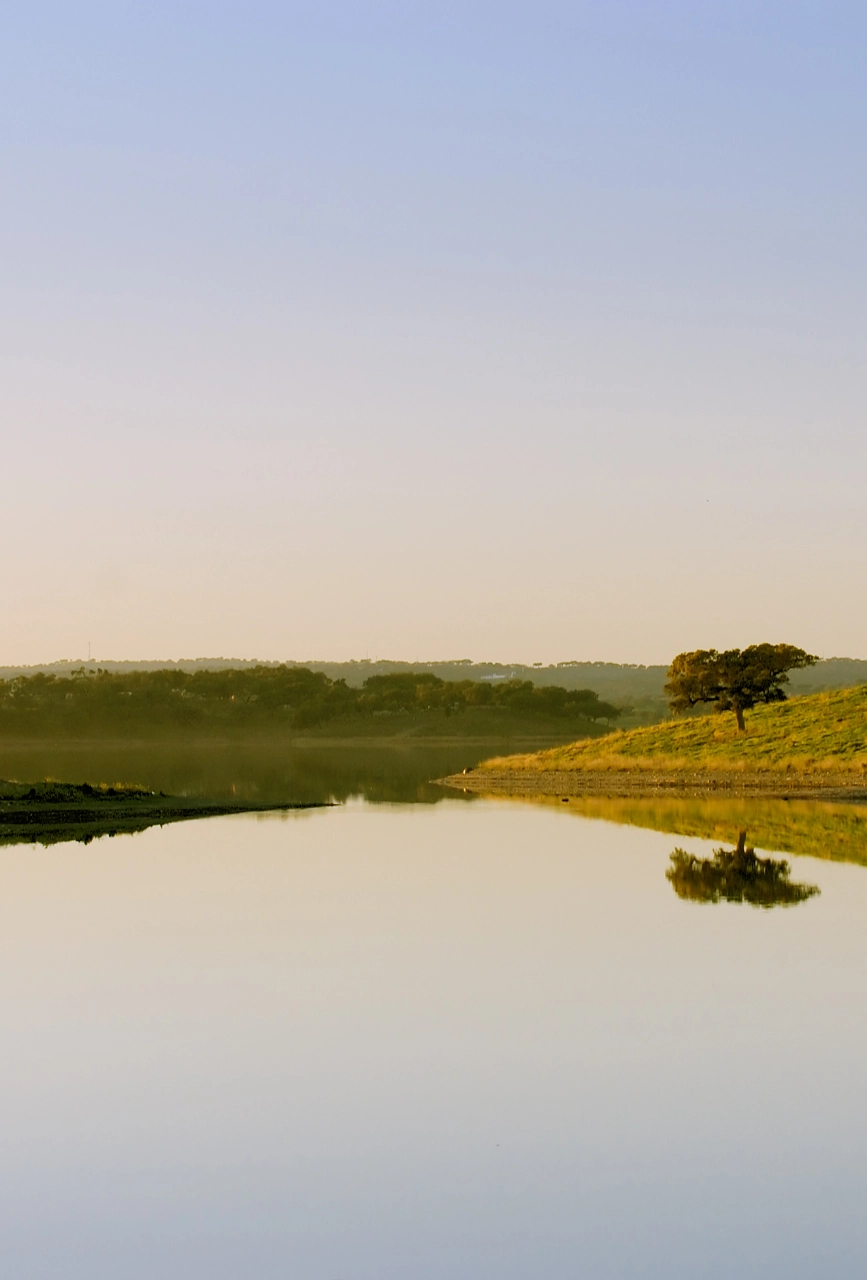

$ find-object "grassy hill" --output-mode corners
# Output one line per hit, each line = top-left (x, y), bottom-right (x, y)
(479, 685), (867, 779)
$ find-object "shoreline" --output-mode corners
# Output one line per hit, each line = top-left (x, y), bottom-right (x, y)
(441, 770), (867, 802)
(0, 782), (329, 845)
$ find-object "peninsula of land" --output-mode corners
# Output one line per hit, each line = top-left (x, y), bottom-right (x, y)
(444, 686), (867, 800)
(0, 780), (324, 847)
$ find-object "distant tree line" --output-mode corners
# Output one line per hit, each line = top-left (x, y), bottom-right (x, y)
(0, 666), (621, 736)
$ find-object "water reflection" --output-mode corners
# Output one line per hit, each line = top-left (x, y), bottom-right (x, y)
(538, 794), (867, 868)
(667, 831), (819, 907)
(0, 742), (502, 847)
(4, 741), (867, 877)
(1, 798), (865, 1278)
(0, 741), (492, 806)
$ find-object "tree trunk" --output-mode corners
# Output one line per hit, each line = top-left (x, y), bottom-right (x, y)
(734, 705), (745, 732)
(735, 830), (747, 857)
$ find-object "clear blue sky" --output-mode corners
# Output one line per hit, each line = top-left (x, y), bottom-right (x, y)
(3, 2), (865, 663)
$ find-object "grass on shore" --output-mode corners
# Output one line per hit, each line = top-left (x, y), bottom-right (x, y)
(481, 685), (867, 776)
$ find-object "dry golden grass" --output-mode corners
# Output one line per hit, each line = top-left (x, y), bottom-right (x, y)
(482, 685), (867, 777)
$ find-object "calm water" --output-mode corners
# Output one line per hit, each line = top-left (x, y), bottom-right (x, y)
(1, 750), (866, 1278)
(0, 740), (490, 805)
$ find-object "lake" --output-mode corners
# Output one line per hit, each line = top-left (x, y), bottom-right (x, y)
(1, 745), (866, 1278)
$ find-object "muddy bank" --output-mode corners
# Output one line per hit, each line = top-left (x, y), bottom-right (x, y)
(441, 770), (867, 802)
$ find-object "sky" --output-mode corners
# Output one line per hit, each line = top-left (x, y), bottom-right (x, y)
(2, 1), (865, 666)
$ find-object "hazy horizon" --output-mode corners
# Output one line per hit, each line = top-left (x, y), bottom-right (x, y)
(5, 651), (866, 675)
(4, 3), (865, 665)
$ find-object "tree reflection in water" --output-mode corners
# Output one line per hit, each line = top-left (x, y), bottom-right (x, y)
(667, 831), (819, 907)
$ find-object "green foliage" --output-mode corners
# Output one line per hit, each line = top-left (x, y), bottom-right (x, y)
(0, 666), (619, 738)
(665, 644), (818, 728)
(356, 673), (618, 721)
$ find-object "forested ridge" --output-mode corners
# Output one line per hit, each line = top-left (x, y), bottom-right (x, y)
(0, 666), (620, 737)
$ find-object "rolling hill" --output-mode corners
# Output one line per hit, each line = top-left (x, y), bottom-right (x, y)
(452, 686), (867, 797)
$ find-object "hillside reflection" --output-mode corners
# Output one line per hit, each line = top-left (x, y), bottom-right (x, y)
(549, 795), (867, 868)
(667, 831), (819, 907)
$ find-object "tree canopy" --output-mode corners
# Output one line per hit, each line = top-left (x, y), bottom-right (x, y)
(0, 665), (621, 736)
(664, 643), (818, 730)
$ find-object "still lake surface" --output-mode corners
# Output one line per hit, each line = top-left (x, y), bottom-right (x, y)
(1, 742), (866, 1278)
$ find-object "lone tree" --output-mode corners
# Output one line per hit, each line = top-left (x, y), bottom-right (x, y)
(664, 643), (818, 731)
